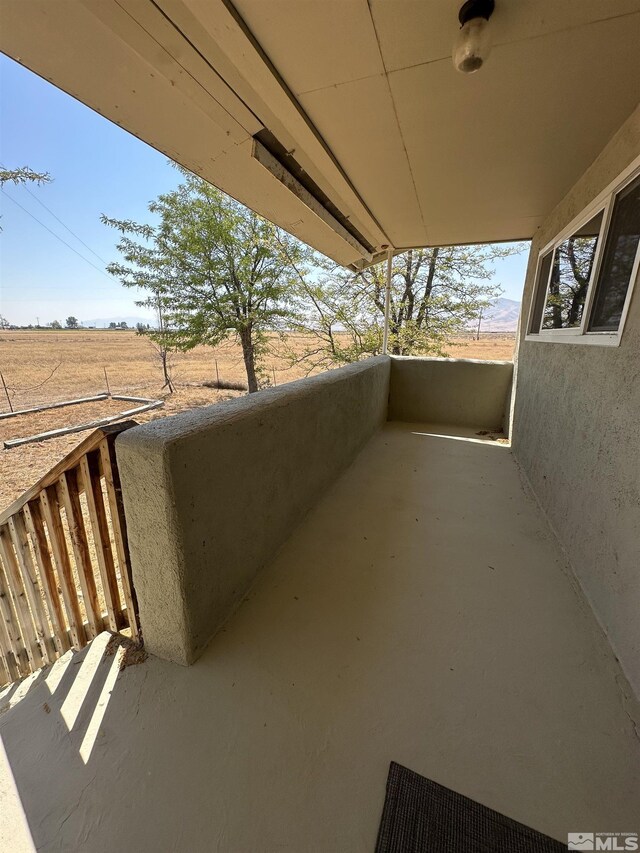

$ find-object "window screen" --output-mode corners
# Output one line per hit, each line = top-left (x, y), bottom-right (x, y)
(588, 174), (640, 332)
(541, 211), (603, 330)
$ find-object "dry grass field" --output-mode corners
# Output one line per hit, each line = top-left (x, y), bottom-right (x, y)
(0, 330), (515, 508)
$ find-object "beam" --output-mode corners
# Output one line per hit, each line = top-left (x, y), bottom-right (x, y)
(0, 393), (109, 420)
(382, 248), (393, 355)
(3, 401), (163, 449)
(252, 140), (374, 263)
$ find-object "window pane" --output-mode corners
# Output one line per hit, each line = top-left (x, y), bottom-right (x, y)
(529, 251), (552, 333)
(589, 174), (640, 332)
(542, 211), (603, 329)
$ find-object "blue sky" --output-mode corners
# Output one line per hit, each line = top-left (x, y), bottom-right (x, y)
(0, 55), (529, 327)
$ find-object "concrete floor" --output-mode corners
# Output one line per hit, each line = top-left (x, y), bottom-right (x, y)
(1, 423), (639, 852)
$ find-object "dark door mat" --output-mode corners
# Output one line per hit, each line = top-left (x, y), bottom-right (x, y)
(375, 762), (566, 853)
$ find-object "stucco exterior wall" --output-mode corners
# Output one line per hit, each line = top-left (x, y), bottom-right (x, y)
(388, 356), (513, 430)
(116, 356), (390, 665)
(512, 104), (640, 696)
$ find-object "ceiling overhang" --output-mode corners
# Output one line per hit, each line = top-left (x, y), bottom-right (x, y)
(2, 0), (639, 267)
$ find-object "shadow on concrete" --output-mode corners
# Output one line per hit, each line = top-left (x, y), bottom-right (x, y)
(1, 425), (638, 851)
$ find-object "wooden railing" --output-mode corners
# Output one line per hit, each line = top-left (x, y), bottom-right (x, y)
(0, 421), (139, 686)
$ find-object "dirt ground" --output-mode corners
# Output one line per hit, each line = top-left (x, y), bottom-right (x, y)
(445, 333), (516, 361)
(0, 330), (516, 508)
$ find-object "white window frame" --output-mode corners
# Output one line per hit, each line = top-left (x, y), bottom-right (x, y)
(526, 155), (640, 347)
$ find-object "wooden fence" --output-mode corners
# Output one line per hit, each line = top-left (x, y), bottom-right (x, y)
(0, 421), (139, 686)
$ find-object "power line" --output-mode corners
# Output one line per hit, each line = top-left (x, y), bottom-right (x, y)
(1, 189), (114, 281)
(21, 183), (109, 265)
(0, 161), (110, 267)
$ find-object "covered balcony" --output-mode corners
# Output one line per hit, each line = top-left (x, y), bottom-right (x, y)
(1, 356), (639, 850)
(1, 0), (640, 849)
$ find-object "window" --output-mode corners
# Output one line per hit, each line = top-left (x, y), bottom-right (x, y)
(541, 211), (603, 330)
(589, 175), (640, 332)
(528, 167), (640, 345)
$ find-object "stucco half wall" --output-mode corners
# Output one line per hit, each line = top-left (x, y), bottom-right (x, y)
(388, 356), (513, 431)
(116, 356), (390, 665)
(512, 104), (640, 697)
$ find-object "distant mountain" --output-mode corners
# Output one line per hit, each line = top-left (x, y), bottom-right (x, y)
(477, 297), (521, 332)
(82, 316), (154, 328)
(83, 301), (522, 333)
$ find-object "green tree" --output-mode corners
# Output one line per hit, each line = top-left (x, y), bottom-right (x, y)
(0, 166), (50, 187)
(49, 320), (62, 329)
(65, 316), (79, 329)
(0, 167), (51, 231)
(288, 244), (524, 370)
(102, 169), (304, 393)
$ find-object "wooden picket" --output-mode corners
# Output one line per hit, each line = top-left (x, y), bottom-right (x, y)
(0, 421), (139, 686)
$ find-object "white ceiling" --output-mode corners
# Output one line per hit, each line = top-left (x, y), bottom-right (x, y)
(234, 0), (640, 248)
(2, 0), (640, 266)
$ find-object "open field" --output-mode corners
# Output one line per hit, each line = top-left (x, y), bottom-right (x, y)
(0, 330), (516, 508)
